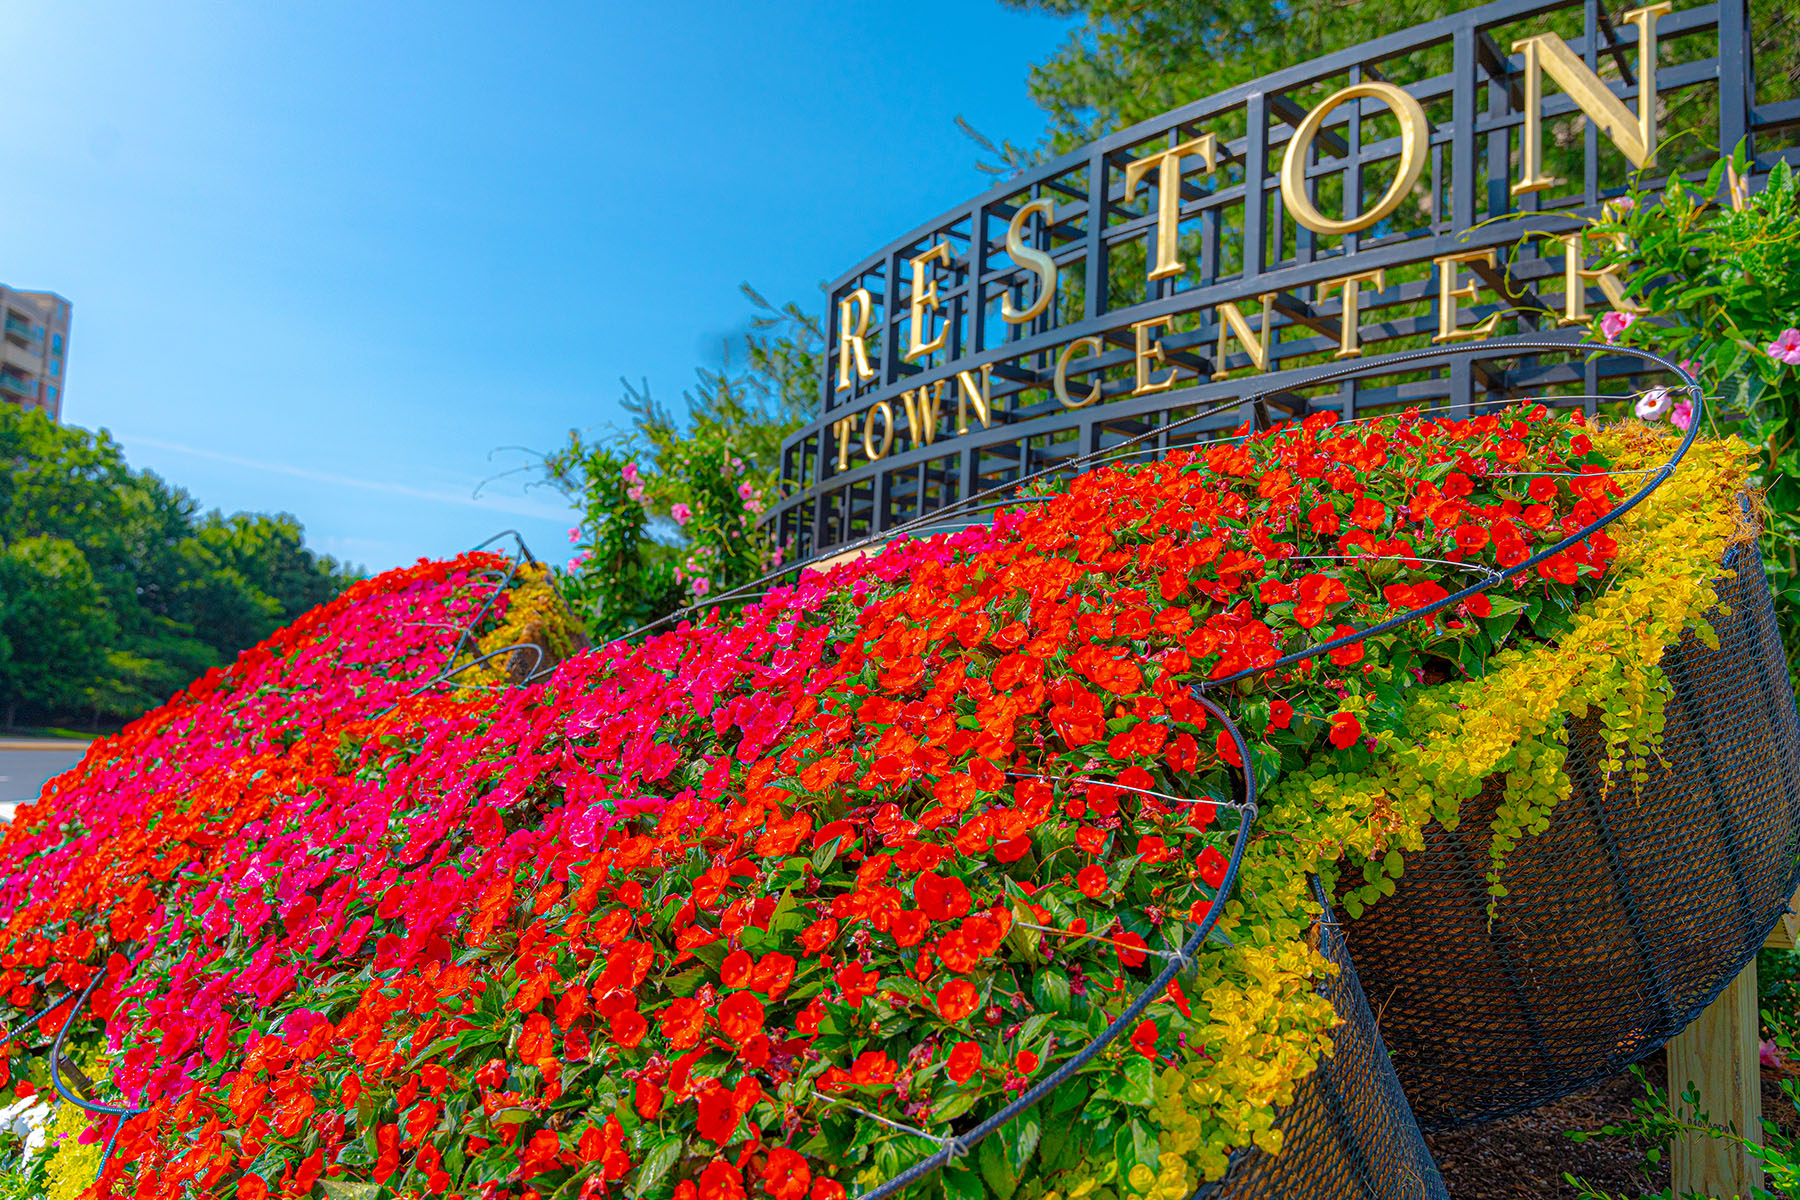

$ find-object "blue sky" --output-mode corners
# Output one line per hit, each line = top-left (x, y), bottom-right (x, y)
(2, 2), (1074, 572)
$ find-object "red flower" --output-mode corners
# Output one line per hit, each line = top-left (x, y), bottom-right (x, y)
(850, 1050), (898, 1089)
(1326, 624), (1365, 666)
(1075, 865), (1108, 898)
(1129, 1020), (1159, 1060)
(700, 1160), (747, 1200)
(697, 1085), (740, 1144)
(1015, 1050), (1040, 1074)
(835, 963), (878, 1006)
(660, 997), (708, 1049)
(1197, 845), (1228, 889)
(946, 1041), (983, 1083)
(812, 1180), (849, 1200)
(609, 1008), (648, 1048)
(914, 872), (972, 922)
(1328, 710), (1363, 749)
(890, 910), (930, 947)
(520, 1128), (564, 1178)
(937, 979), (979, 1021)
(1269, 699), (1294, 729)
(762, 1148), (813, 1200)
(800, 918), (839, 954)
(1465, 592), (1493, 619)
(635, 1078), (663, 1120)
(717, 991), (766, 1045)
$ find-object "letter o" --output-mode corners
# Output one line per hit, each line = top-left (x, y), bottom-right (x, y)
(1280, 81), (1429, 237)
(862, 400), (895, 461)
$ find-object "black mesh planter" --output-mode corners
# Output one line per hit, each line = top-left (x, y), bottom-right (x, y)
(1342, 534), (1800, 1130)
(1196, 881), (1447, 1199)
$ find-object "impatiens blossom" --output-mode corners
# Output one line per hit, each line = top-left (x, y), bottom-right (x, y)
(1600, 310), (1637, 344)
(1768, 328), (1800, 365)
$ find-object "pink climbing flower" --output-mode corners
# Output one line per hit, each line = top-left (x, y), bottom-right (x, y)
(567, 527), (581, 544)
(1635, 388), (1672, 420)
(691, 576), (710, 598)
(1768, 328), (1800, 365)
(1669, 398), (1694, 431)
(622, 461), (640, 484)
(738, 482), (755, 501)
(671, 503), (691, 526)
(1599, 311), (1637, 344)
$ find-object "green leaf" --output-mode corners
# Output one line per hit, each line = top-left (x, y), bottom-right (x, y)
(664, 966), (707, 997)
(931, 1089), (979, 1124)
(630, 1133), (683, 1195)
(977, 1135), (1019, 1200)
(318, 1183), (383, 1200)
(1031, 968), (1072, 1014)
(940, 1166), (986, 1200)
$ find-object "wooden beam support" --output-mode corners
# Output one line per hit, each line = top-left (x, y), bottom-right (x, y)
(1667, 960), (1763, 1198)
(1764, 885), (1800, 950)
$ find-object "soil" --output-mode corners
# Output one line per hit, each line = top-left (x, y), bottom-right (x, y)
(1425, 1059), (1800, 1199)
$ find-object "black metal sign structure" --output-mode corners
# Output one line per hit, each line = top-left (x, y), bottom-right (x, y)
(770, 0), (1796, 565)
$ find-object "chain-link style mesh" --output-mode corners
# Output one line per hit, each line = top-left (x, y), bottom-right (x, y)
(1195, 881), (1448, 1199)
(1342, 534), (1800, 1130)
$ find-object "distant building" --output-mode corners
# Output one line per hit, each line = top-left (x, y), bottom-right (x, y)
(0, 287), (71, 422)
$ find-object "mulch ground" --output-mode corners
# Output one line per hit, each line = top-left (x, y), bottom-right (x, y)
(1425, 1059), (1800, 1199)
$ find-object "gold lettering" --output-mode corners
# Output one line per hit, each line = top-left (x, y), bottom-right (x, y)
(1512, 3), (1671, 195)
(1123, 134), (1219, 281)
(1002, 198), (1059, 324)
(1055, 336), (1103, 408)
(900, 383), (944, 449)
(955, 366), (993, 434)
(832, 415), (858, 471)
(1319, 268), (1387, 359)
(1281, 83), (1429, 236)
(1557, 233), (1642, 326)
(1211, 294), (1278, 381)
(1434, 251), (1502, 343)
(1131, 319), (1181, 395)
(835, 289), (876, 390)
(906, 242), (953, 361)
(862, 400), (895, 461)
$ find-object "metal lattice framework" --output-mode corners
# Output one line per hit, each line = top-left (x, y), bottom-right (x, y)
(772, 0), (1797, 567)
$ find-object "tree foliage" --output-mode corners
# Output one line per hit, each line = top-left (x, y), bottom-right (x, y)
(0, 405), (358, 729)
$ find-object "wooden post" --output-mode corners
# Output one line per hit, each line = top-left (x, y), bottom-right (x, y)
(1664, 883), (1797, 1199)
(1667, 960), (1763, 1198)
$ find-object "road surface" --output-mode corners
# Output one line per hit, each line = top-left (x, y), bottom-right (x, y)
(0, 743), (89, 822)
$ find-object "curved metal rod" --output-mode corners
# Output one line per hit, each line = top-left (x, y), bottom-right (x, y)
(50, 973), (145, 1117)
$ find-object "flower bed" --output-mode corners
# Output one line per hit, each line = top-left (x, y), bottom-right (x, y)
(0, 406), (1759, 1200)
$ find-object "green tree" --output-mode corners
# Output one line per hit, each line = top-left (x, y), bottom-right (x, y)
(0, 536), (115, 729)
(0, 404), (356, 728)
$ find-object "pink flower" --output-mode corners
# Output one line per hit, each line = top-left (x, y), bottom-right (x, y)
(671, 503), (692, 526)
(1762, 1038), (1786, 1069)
(622, 462), (640, 484)
(627, 484), (646, 503)
(1635, 388), (1671, 420)
(1669, 398), (1694, 431)
(738, 482), (755, 501)
(691, 577), (710, 598)
(1599, 311), (1637, 344)
(1768, 328), (1800, 365)
(567, 527), (581, 544)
